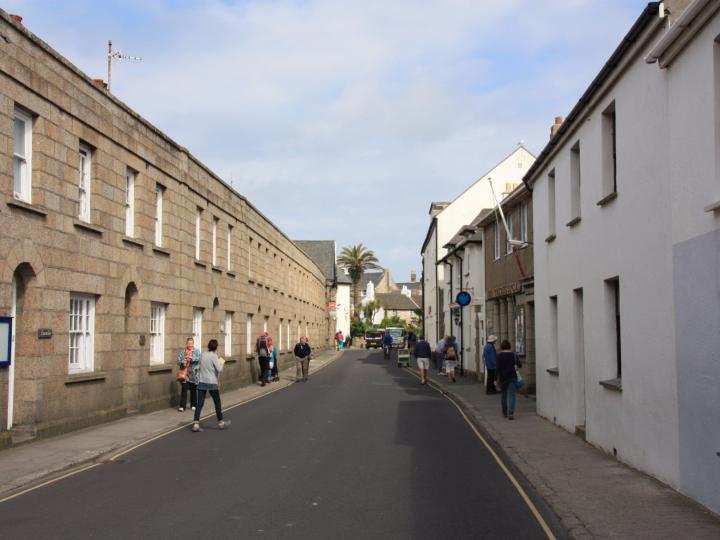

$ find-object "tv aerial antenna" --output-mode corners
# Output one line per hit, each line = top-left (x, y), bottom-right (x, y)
(488, 176), (527, 277)
(107, 40), (142, 91)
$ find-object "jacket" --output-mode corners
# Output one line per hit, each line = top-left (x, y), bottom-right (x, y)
(196, 351), (224, 387)
(177, 347), (201, 383)
(413, 340), (432, 358)
(294, 342), (311, 358)
(496, 351), (521, 385)
(482, 343), (497, 370)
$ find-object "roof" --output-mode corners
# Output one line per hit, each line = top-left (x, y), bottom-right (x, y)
(523, 3), (660, 187)
(294, 240), (336, 282)
(376, 292), (421, 312)
(336, 270), (352, 285)
(397, 281), (422, 291)
(478, 183), (530, 228)
(361, 271), (385, 291)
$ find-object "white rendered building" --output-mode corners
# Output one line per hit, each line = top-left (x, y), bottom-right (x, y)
(422, 145), (535, 347)
(529, 0), (720, 514)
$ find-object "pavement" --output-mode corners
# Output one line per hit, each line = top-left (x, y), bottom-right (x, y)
(412, 364), (720, 540)
(0, 348), (341, 502)
(0, 349), (557, 539)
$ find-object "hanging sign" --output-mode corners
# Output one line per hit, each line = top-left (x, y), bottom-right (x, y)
(0, 317), (12, 368)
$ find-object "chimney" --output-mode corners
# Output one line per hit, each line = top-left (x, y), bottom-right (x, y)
(410, 270), (417, 283)
(550, 116), (563, 139)
(93, 79), (108, 90)
(9, 14), (23, 24)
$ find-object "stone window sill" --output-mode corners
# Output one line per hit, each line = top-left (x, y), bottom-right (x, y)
(546, 367), (560, 376)
(566, 216), (581, 228)
(152, 246), (171, 257)
(194, 259), (207, 268)
(65, 371), (107, 384)
(122, 236), (144, 249)
(211, 265), (223, 273)
(226, 271), (236, 278)
(223, 356), (239, 364)
(74, 220), (103, 236)
(597, 191), (618, 207)
(7, 198), (48, 218)
(246, 354), (255, 361)
(599, 377), (622, 392)
(148, 364), (173, 373)
(703, 199), (720, 213)
(545, 233), (556, 243)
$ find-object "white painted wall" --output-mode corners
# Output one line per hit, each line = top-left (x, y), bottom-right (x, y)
(532, 7), (720, 514)
(335, 283), (351, 337)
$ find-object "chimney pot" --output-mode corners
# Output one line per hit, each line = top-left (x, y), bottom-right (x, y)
(410, 270), (417, 283)
(550, 116), (564, 139)
(93, 78), (108, 90)
(9, 14), (23, 24)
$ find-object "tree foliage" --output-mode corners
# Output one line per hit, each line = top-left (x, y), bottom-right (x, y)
(337, 244), (381, 318)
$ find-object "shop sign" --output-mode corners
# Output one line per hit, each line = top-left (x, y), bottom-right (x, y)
(488, 281), (521, 299)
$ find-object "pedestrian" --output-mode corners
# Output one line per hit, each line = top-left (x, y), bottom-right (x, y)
(482, 335), (498, 394)
(255, 332), (273, 386)
(176, 337), (200, 412)
(445, 342), (458, 383)
(413, 335), (432, 385)
(407, 331), (417, 353)
(495, 339), (522, 420)
(294, 336), (312, 382)
(382, 332), (393, 360)
(337, 330), (345, 350)
(191, 339), (229, 432)
(270, 343), (280, 382)
(344, 333), (352, 349)
(435, 335), (447, 374)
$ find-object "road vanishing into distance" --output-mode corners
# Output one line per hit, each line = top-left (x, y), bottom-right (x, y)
(0, 349), (560, 539)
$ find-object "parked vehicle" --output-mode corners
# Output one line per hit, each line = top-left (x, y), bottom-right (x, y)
(385, 327), (407, 349)
(364, 330), (384, 349)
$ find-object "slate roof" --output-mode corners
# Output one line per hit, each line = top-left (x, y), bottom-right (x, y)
(294, 240), (336, 282)
(376, 292), (421, 312)
(337, 270), (352, 285)
(361, 271), (385, 291)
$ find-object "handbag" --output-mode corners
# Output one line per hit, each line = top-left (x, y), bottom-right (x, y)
(177, 367), (187, 382)
(513, 353), (524, 389)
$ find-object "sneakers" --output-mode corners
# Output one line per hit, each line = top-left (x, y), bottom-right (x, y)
(191, 422), (201, 432)
(191, 406), (196, 411)
(508, 414), (515, 420)
(218, 420), (230, 430)
(261, 380), (266, 387)
(178, 407), (184, 412)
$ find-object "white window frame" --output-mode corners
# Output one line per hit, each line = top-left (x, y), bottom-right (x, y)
(519, 202), (528, 243)
(212, 217), (218, 266)
(287, 320), (291, 350)
(263, 316), (268, 333)
(225, 311), (233, 356)
(125, 169), (136, 237)
(506, 211), (514, 255)
(297, 322), (301, 342)
(227, 225), (233, 271)
(150, 302), (166, 365)
(548, 169), (556, 236)
(154, 184), (164, 246)
(193, 307), (203, 351)
(278, 319), (283, 352)
(493, 223), (500, 260)
(13, 108), (32, 203)
(78, 144), (92, 222)
(195, 208), (202, 260)
(69, 293), (95, 373)
(246, 314), (253, 355)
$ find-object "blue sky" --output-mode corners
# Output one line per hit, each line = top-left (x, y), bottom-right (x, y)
(4, 0), (647, 281)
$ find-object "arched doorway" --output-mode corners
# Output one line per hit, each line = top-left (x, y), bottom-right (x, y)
(120, 282), (142, 413)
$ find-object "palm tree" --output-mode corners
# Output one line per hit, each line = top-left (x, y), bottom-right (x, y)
(337, 244), (381, 318)
(362, 299), (382, 324)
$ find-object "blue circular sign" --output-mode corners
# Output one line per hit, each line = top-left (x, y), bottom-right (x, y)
(456, 291), (472, 307)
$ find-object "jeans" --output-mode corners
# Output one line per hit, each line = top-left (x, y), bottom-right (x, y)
(193, 388), (223, 422)
(500, 381), (517, 416)
(179, 381), (197, 409)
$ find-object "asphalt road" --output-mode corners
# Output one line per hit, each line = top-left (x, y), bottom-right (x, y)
(0, 349), (556, 539)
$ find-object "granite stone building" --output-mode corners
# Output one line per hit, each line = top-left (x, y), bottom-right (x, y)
(0, 11), (329, 446)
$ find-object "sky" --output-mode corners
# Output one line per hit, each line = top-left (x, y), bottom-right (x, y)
(4, 0), (648, 281)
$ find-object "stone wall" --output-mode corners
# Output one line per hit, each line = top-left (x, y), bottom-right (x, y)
(0, 12), (330, 439)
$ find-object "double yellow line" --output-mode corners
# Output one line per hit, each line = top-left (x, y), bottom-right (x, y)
(405, 369), (557, 540)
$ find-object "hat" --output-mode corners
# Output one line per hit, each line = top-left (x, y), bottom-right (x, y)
(488, 335), (498, 343)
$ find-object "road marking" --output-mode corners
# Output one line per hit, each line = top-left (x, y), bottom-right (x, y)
(0, 352), (343, 504)
(405, 368), (557, 540)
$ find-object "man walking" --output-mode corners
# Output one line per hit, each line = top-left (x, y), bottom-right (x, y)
(294, 336), (312, 382)
(413, 335), (432, 385)
(483, 335), (498, 394)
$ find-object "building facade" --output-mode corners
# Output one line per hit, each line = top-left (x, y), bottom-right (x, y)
(422, 146), (535, 349)
(528, 1), (720, 514)
(0, 12), (329, 446)
(479, 186), (535, 393)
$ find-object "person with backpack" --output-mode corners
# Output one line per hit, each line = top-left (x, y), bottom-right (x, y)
(444, 341), (459, 383)
(255, 332), (273, 387)
(270, 343), (280, 382)
(191, 339), (229, 432)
